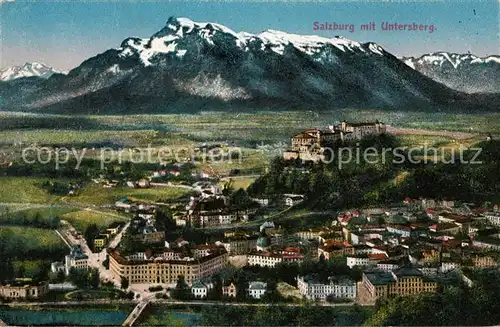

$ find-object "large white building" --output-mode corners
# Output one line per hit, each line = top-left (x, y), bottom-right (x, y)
(247, 249), (304, 268)
(297, 275), (356, 300)
(65, 246), (89, 275)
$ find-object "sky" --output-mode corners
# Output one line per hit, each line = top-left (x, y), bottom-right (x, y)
(1, 0), (498, 70)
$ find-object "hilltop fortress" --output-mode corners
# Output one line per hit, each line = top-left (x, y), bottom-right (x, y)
(283, 121), (387, 162)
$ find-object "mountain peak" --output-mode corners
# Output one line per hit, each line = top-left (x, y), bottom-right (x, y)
(0, 62), (62, 81)
(401, 51), (500, 93)
(119, 16), (388, 66)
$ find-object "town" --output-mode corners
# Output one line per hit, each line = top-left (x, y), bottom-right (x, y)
(1, 117), (499, 326)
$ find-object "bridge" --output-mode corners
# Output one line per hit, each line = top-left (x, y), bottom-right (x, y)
(122, 299), (151, 326)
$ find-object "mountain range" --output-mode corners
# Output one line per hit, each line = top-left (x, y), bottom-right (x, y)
(0, 62), (62, 81)
(0, 17), (498, 114)
(402, 53), (500, 94)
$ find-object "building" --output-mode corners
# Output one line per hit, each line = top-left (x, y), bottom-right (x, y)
(94, 236), (107, 252)
(284, 194), (305, 207)
(472, 254), (497, 268)
(283, 129), (339, 161)
(222, 282), (237, 298)
(109, 246), (228, 286)
(297, 275), (356, 300)
(318, 241), (355, 260)
(219, 234), (258, 255)
(346, 255), (371, 268)
(386, 225), (411, 238)
(65, 245), (89, 275)
(252, 198), (270, 206)
(191, 281), (210, 299)
(336, 121), (386, 140)
(284, 121), (386, 161)
(472, 236), (500, 250)
(295, 227), (328, 242)
(248, 249), (304, 268)
(484, 212), (500, 226)
(247, 281), (267, 299)
(115, 198), (132, 212)
(0, 280), (49, 300)
(51, 262), (65, 274)
(376, 259), (400, 272)
(106, 222), (122, 235)
(361, 267), (437, 301)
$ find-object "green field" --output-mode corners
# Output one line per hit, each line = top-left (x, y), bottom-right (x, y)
(0, 225), (67, 255)
(2, 110), (499, 148)
(66, 184), (193, 206)
(61, 209), (128, 231)
(0, 176), (192, 207)
(0, 177), (61, 203)
(0, 206), (76, 221)
(12, 259), (52, 278)
(0, 129), (158, 147)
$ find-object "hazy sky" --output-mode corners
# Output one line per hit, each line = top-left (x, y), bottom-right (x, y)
(1, 0), (498, 70)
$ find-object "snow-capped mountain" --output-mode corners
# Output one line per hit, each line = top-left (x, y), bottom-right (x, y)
(402, 53), (500, 93)
(0, 62), (62, 81)
(0, 17), (498, 114)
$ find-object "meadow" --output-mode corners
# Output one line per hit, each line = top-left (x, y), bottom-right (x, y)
(0, 225), (67, 260)
(1, 110), (499, 148)
(65, 184), (193, 206)
(61, 209), (128, 231)
(0, 177), (61, 203)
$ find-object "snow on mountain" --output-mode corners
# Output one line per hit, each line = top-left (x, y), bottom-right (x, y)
(118, 17), (385, 66)
(0, 17), (498, 114)
(402, 53), (500, 93)
(0, 62), (62, 81)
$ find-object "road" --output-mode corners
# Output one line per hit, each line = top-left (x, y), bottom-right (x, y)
(57, 219), (130, 288)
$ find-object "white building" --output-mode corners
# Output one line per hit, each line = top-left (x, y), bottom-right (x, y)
(247, 281), (267, 299)
(484, 213), (500, 226)
(248, 251), (303, 268)
(191, 281), (209, 299)
(386, 225), (411, 238)
(297, 275), (356, 300)
(284, 194), (304, 207)
(252, 198), (270, 206)
(346, 256), (371, 268)
(440, 261), (460, 273)
(65, 246), (89, 275)
(51, 262), (65, 274)
(376, 260), (400, 272)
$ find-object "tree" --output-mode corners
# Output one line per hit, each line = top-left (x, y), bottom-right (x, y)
(84, 224), (100, 251)
(102, 256), (110, 270)
(68, 267), (90, 289)
(171, 275), (191, 300)
(229, 188), (259, 210)
(89, 269), (100, 289)
(121, 276), (129, 290)
(15, 264), (26, 278)
(155, 209), (177, 232)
